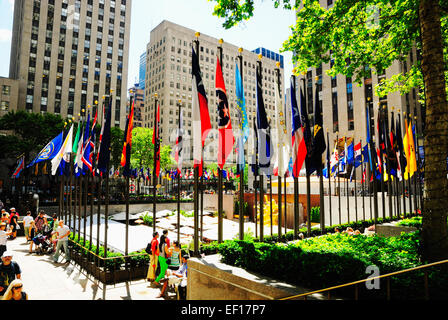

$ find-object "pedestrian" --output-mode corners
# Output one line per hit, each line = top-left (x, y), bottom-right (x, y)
(8, 208), (19, 240)
(52, 220), (71, 264)
(2, 279), (28, 300)
(146, 232), (159, 282)
(22, 211), (34, 242)
(0, 223), (12, 257)
(168, 240), (182, 271)
(154, 231), (171, 286)
(163, 229), (171, 248)
(0, 209), (8, 225)
(50, 214), (59, 250)
(0, 251), (21, 297)
(157, 255), (189, 299)
(28, 221), (38, 253)
(35, 210), (48, 233)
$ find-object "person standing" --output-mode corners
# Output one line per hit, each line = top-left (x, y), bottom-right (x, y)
(35, 210), (48, 233)
(2, 279), (28, 300)
(0, 251), (21, 297)
(146, 232), (159, 282)
(8, 209), (19, 240)
(0, 224), (12, 257)
(52, 220), (71, 264)
(22, 211), (34, 242)
(28, 221), (38, 253)
(168, 240), (181, 271)
(154, 232), (171, 286)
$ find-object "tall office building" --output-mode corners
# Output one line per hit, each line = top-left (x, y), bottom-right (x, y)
(296, 0), (423, 157)
(129, 84), (144, 128)
(144, 20), (285, 167)
(139, 51), (146, 92)
(9, 0), (132, 128)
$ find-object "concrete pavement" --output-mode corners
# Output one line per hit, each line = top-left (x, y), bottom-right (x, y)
(4, 236), (176, 300)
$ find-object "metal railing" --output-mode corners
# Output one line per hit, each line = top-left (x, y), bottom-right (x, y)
(279, 259), (448, 300)
(68, 239), (149, 286)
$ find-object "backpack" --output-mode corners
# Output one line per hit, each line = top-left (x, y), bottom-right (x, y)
(145, 242), (152, 255)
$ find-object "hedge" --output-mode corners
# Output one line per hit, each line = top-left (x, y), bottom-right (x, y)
(215, 231), (448, 299)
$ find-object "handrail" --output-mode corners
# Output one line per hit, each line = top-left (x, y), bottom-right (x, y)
(279, 258), (448, 300)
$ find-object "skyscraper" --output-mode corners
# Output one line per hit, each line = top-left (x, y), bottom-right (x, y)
(144, 20), (285, 167)
(9, 0), (132, 128)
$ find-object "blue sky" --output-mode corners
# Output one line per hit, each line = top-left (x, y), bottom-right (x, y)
(0, 0), (296, 88)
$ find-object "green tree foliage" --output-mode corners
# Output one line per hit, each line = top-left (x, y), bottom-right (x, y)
(130, 127), (174, 172)
(110, 126), (124, 169)
(0, 111), (65, 159)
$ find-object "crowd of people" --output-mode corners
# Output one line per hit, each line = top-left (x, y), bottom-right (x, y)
(0, 204), (72, 300)
(146, 229), (189, 300)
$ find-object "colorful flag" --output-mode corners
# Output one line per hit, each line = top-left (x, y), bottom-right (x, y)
(97, 96), (112, 175)
(310, 85), (326, 174)
(75, 112), (90, 176)
(235, 62), (249, 175)
(354, 142), (362, 168)
(216, 55), (235, 169)
(152, 102), (161, 177)
(51, 124), (73, 176)
(404, 117), (417, 180)
(300, 86), (313, 176)
(192, 47), (211, 176)
(12, 155), (25, 179)
(347, 140), (355, 166)
(121, 97), (135, 177)
(27, 132), (64, 168)
(175, 110), (184, 175)
(290, 80), (307, 178)
(256, 62), (271, 175)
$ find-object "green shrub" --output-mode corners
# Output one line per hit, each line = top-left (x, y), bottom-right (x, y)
(310, 207), (320, 223)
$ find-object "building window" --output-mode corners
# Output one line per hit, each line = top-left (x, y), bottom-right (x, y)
(2, 86), (11, 96)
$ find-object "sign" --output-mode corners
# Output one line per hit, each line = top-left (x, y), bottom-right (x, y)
(129, 183), (136, 193)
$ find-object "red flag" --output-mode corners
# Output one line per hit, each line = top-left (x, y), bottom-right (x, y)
(192, 47), (211, 176)
(216, 56), (235, 169)
(152, 103), (161, 177)
(121, 98), (134, 175)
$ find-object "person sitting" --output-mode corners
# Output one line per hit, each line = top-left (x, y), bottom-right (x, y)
(1, 279), (28, 300)
(168, 241), (182, 271)
(157, 255), (189, 299)
(346, 227), (354, 235)
(353, 230), (361, 235)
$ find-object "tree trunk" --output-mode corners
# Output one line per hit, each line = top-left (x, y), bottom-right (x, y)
(419, 0), (448, 262)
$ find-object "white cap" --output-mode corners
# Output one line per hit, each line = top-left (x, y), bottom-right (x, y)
(2, 251), (13, 258)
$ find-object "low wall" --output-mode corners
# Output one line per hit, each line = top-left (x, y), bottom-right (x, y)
(187, 255), (325, 300)
(376, 224), (418, 237)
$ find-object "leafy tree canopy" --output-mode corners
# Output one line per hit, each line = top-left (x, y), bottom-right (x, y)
(209, 0), (446, 99)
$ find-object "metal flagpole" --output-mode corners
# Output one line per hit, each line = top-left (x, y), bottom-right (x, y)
(193, 34), (200, 256)
(69, 153), (73, 232)
(345, 137), (350, 224)
(337, 134), (341, 225)
(361, 141), (366, 221)
(411, 115), (418, 216)
(354, 159), (358, 223)
(153, 94), (158, 234)
(269, 175), (273, 236)
(284, 173), (287, 235)
(217, 41), (224, 244)
(327, 131), (332, 227)
(177, 100), (182, 244)
(238, 49), (245, 241)
(414, 115), (423, 214)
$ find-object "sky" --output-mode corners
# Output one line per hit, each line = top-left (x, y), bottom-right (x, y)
(0, 0), (296, 89)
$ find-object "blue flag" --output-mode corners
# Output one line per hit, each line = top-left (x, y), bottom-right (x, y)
(256, 64), (271, 175)
(347, 142), (355, 165)
(27, 132), (64, 168)
(235, 63), (248, 175)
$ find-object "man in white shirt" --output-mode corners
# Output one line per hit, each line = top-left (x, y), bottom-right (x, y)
(52, 220), (71, 264)
(0, 223), (12, 258)
(22, 211), (34, 242)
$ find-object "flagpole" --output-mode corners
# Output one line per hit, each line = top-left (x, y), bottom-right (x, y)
(337, 134), (341, 225)
(152, 93), (158, 235)
(361, 140), (365, 221)
(414, 115), (423, 214)
(399, 111), (407, 217)
(217, 40), (224, 244)
(405, 112), (412, 218)
(293, 75), (300, 239)
(385, 105), (393, 219)
(256, 55), (265, 242)
(193, 33), (200, 256)
(345, 137), (350, 224)
(237, 48), (245, 241)
(354, 146), (358, 223)
(315, 79), (325, 234)
(177, 100), (182, 244)
(367, 103), (379, 227)
(411, 114), (418, 216)
(69, 153), (73, 233)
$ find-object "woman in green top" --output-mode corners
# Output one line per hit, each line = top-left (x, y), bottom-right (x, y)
(168, 241), (181, 270)
(154, 234), (170, 285)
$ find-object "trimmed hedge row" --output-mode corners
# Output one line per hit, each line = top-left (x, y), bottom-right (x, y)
(215, 232), (448, 299)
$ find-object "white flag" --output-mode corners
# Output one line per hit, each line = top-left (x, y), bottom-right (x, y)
(51, 125), (73, 175)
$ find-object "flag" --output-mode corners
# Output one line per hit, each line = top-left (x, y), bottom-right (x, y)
(121, 97), (135, 177)
(330, 142), (339, 175)
(256, 62), (272, 175)
(362, 167), (366, 183)
(216, 55), (235, 169)
(27, 132), (64, 168)
(404, 117), (417, 180)
(152, 102), (161, 178)
(72, 120), (82, 155)
(300, 86), (313, 176)
(251, 117), (259, 176)
(310, 84), (326, 174)
(97, 96), (113, 174)
(347, 140), (355, 165)
(75, 112), (90, 176)
(387, 111), (399, 177)
(81, 112), (94, 174)
(235, 62), (249, 175)
(175, 110), (184, 175)
(12, 155), (25, 179)
(354, 142), (362, 168)
(51, 125), (73, 175)
(192, 47), (211, 176)
(291, 79), (307, 178)
(274, 74), (289, 177)
(362, 144), (369, 164)
(396, 113), (407, 180)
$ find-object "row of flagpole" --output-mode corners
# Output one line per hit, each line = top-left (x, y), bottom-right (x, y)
(9, 30), (425, 260)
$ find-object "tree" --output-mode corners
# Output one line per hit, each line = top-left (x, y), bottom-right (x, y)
(110, 126), (124, 169)
(209, 0), (448, 261)
(130, 127), (174, 172)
